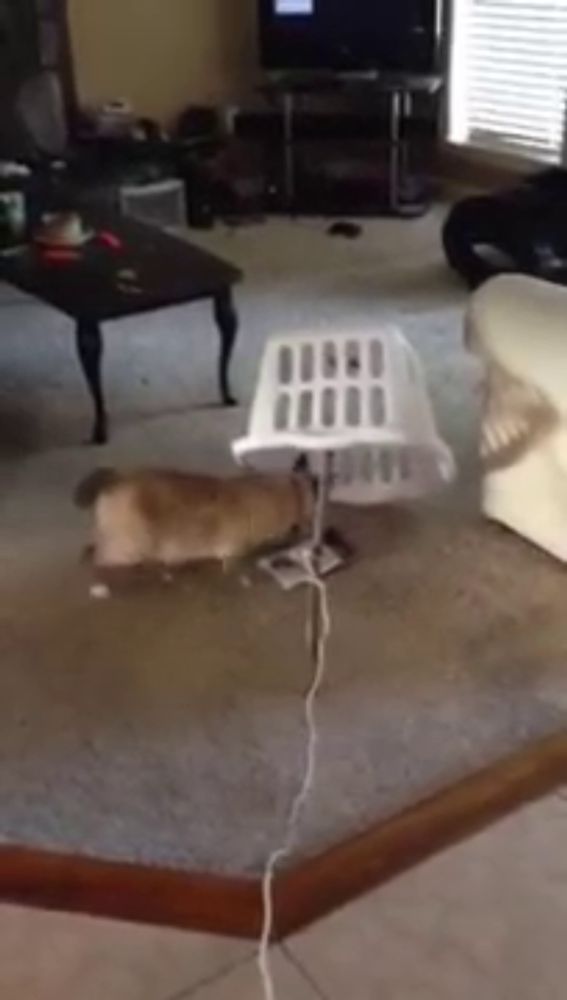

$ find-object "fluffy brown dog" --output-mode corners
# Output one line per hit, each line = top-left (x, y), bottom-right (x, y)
(75, 467), (313, 589)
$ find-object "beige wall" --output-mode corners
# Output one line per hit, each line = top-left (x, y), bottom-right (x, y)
(67, 0), (259, 124)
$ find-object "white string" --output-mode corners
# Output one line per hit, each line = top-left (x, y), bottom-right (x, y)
(257, 556), (331, 1000)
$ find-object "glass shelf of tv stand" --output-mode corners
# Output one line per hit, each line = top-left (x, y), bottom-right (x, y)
(258, 72), (443, 216)
(262, 70), (443, 95)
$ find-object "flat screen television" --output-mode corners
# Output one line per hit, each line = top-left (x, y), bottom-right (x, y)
(258, 0), (442, 75)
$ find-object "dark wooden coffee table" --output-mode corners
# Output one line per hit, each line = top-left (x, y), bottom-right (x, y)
(0, 214), (242, 444)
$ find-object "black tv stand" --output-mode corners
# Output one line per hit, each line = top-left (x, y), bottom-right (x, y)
(253, 71), (444, 217)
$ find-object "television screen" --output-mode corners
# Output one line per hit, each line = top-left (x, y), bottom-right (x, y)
(259, 0), (441, 74)
(275, 0), (315, 13)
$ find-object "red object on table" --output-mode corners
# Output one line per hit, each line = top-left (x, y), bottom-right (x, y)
(42, 248), (81, 263)
(98, 230), (123, 250)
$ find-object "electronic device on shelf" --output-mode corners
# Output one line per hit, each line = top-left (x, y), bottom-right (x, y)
(258, 0), (443, 75)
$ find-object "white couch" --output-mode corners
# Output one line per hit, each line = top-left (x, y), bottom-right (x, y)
(466, 273), (567, 562)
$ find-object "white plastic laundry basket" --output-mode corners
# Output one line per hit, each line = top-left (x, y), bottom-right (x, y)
(233, 329), (455, 505)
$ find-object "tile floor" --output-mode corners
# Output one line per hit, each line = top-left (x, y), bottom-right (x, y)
(1, 794), (566, 999)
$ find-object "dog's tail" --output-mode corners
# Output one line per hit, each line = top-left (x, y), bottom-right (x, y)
(74, 468), (119, 509)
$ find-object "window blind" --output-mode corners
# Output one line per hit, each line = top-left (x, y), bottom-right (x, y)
(449, 0), (567, 162)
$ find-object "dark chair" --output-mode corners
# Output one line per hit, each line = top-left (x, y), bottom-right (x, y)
(442, 168), (567, 289)
(16, 69), (69, 159)
(13, 71), (175, 216)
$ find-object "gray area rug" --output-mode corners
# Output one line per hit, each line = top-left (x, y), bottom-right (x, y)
(0, 212), (565, 875)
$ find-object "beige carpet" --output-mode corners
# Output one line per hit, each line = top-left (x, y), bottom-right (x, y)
(0, 211), (565, 875)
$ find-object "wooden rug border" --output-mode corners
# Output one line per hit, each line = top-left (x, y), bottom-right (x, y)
(0, 731), (565, 940)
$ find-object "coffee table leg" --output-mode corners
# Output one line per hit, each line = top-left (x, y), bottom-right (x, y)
(75, 320), (108, 445)
(213, 288), (238, 406)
